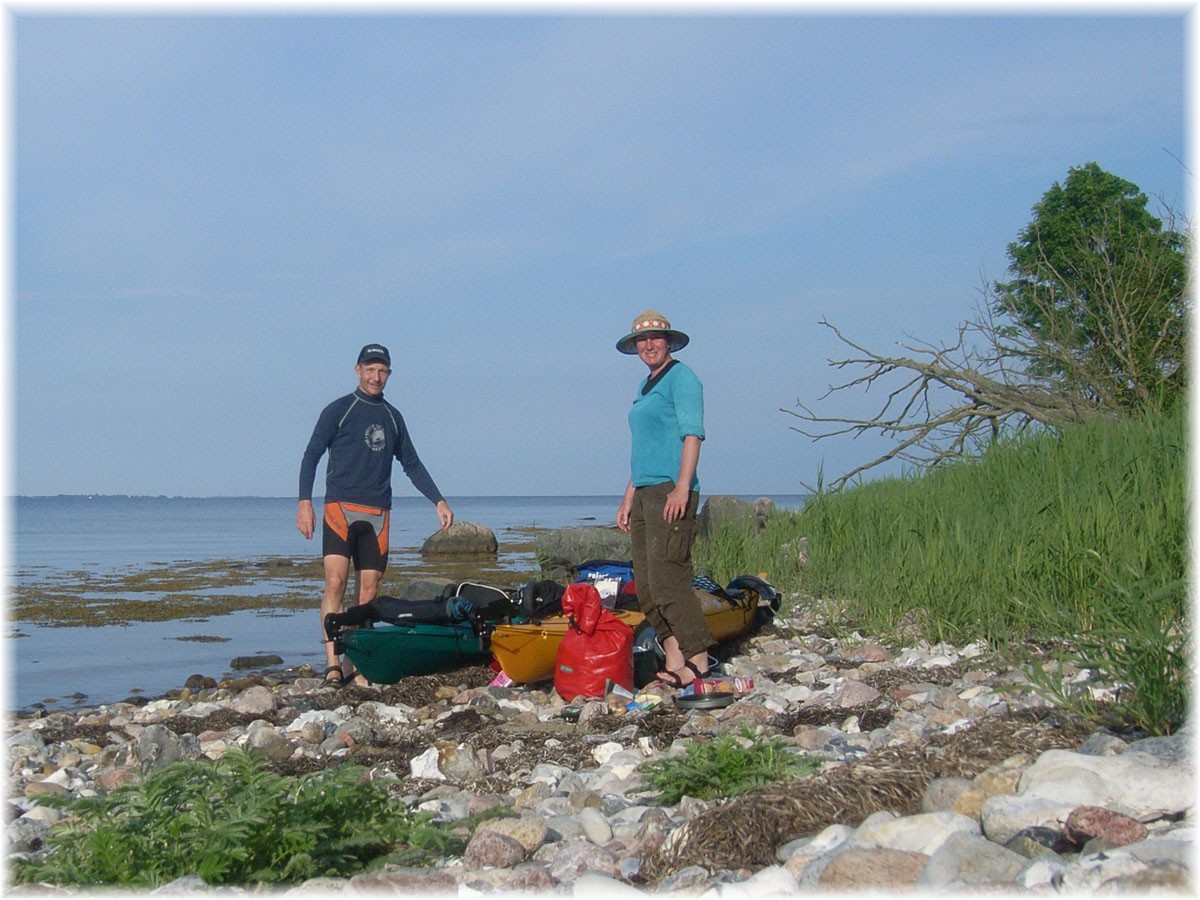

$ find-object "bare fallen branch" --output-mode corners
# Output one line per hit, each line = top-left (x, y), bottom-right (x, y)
(784, 317), (1109, 492)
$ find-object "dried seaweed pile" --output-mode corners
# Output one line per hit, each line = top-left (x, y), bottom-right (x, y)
(644, 708), (1096, 881)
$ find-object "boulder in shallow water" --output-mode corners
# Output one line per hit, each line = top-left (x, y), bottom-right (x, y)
(230, 654), (283, 670)
(184, 674), (217, 690)
(420, 521), (498, 557)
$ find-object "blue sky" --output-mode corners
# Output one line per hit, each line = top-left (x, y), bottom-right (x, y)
(7, 7), (1190, 500)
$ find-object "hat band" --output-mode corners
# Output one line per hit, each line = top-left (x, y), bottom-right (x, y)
(634, 319), (670, 333)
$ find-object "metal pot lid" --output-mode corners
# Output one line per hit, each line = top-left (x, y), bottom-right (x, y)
(674, 691), (735, 710)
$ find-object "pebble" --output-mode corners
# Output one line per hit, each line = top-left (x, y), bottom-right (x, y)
(5, 612), (1194, 895)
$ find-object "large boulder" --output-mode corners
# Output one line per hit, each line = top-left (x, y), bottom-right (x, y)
(752, 496), (775, 520)
(699, 495), (773, 536)
(420, 521), (498, 557)
(535, 526), (631, 581)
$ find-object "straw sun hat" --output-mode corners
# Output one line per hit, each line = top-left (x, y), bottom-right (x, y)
(615, 310), (690, 355)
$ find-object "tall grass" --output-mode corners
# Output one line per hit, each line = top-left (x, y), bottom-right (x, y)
(696, 404), (1188, 734)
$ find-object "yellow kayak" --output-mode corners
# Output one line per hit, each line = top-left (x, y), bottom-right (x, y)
(490, 576), (778, 684)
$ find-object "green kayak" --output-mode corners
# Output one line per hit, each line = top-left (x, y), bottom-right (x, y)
(341, 622), (492, 683)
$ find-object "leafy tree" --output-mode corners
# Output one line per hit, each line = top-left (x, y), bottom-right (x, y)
(993, 161), (1188, 409)
(785, 162), (1189, 491)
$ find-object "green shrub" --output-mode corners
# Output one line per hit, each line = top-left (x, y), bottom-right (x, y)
(639, 730), (822, 804)
(11, 747), (461, 888)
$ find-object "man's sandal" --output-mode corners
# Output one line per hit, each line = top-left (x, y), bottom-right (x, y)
(323, 666), (345, 687)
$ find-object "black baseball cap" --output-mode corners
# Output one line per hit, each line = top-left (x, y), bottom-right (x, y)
(357, 344), (391, 366)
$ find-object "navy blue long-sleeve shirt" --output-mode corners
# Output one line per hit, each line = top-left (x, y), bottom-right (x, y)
(298, 389), (444, 509)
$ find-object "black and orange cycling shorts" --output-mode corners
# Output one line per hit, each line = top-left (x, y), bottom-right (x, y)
(322, 502), (390, 571)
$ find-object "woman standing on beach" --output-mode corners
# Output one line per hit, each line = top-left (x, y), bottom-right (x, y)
(615, 311), (713, 687)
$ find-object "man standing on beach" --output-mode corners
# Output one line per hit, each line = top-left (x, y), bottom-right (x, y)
(297, 343), (454, 686)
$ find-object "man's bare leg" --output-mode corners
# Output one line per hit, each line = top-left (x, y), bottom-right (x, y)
(320, 555), (351, 681)
(344, 568), (383, 685)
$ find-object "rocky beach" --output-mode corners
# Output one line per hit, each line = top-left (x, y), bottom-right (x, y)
(7, 600), (1194, 895)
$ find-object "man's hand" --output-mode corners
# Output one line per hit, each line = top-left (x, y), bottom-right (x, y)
(296, 500), (316, 540)
(436, 500), (454, 530)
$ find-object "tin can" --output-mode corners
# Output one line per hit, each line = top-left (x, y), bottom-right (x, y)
(731, 676), (755, 695)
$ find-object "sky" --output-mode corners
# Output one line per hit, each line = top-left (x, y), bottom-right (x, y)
(5, 3), (1191, 500)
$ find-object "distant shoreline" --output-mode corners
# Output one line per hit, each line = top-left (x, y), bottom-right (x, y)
(10, 492), (806, 502)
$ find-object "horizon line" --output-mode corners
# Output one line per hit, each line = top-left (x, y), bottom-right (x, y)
(10, 491), (809, 501)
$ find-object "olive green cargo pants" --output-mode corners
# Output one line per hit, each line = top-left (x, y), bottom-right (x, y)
(628, 481), (713, 661)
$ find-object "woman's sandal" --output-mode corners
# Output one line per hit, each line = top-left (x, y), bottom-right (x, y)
(655, 660), (708, 689)
(323, 665), (345, 687)
(654, 670), (686, 688)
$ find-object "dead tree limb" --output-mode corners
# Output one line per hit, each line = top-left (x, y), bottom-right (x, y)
(783, 317), (1108, 492)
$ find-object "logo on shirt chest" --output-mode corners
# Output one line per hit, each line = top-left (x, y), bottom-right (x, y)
(364, 424), (387, 452)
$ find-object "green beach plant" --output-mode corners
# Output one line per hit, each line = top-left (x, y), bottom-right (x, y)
(693, 511), (813, 601)
(1006, 567), (1189, 736)
(693, 403), (1186, 735)
(638, 729), (822, 804)
(10, 747), (462, 888)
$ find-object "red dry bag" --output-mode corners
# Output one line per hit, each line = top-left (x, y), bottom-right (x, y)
(554, 582), (634, 701)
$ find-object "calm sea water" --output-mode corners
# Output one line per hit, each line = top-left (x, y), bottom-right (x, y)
(6, 494), (805, 712)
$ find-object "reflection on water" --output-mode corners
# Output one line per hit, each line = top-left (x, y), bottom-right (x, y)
(9, 608), (322, 712)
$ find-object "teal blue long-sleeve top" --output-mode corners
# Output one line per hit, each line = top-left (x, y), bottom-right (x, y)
(628, 360), (705, 490)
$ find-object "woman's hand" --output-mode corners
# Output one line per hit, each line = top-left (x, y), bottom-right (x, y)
(616, 482), (635, 532)
(616, 498), (633, 532)
(662, 484), (690, 522)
